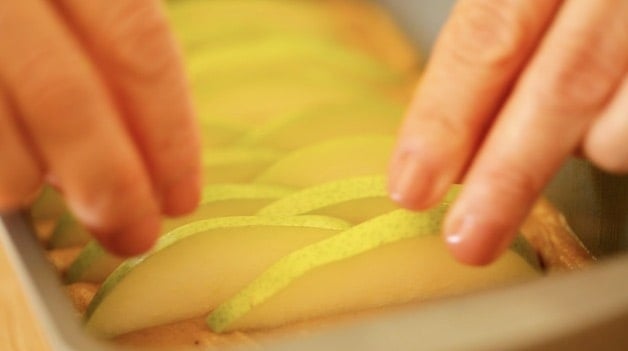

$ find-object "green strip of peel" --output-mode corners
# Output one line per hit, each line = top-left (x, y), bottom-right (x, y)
(206, 206), (448, 333)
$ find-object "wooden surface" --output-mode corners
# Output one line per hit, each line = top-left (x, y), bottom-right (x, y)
(0, 242), (51, 351)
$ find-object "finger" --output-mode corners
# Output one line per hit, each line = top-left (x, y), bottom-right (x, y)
(584, 74), (628, 173)
(389, 0), (561, 209)
(54, 0), (201, 216)
(0, 0), (161, 256)
(444, 0), (628, 265)
(0, 90), (43, 211)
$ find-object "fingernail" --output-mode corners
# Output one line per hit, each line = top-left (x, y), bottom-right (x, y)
(445, 214), (512, 266)
(389, 150), (435, 210)
(162, 173), (201, 216)
(107, 213), (161, 257)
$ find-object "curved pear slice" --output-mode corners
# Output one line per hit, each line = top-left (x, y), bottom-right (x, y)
(255, 135), (394, 188)
(189, 36), (400, 87)
(258, 175), (396, 223)
(163, 183), (294, 233)
(202, 147), (282, 184)
(48, 213), (91, 249)
(66, 183), (294, 284)
(84, 216), (350, 337)
(193, 71), (386, 126)
(168, 0), (335, 53)
(237, 100), (403, 150)
(65, 241), (120, 284)
(29, 186), (65, 222)
(207, 210), (540, 332)
(199, 117), (249, 148)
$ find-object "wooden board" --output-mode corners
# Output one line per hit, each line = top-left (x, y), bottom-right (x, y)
(0, 243), (51, 351)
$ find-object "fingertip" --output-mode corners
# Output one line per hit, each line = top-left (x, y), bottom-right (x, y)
(388, 143), (453, 211)
(444, 213), (514, 266)
(99, 213), (161, 258)
(388, 151), (433, 210)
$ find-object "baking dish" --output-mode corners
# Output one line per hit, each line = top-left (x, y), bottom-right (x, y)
(2, 1), (628, 349)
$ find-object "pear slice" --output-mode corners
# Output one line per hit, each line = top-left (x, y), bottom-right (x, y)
(202, 147), (282, 184)
(193, 72), (388, 126)
(207, 210), (540, 333)
(168, 0), (336, 53)
(188, 36), (401, 88)
(255, 135), (394, 187)
(47, 213), (91, 249)
(84, 216), (350, 337)
(237, 100), (403, 150)
(64, 241), (121, 284)
(29, 186), (65, 222)
(199, 117), (250, 148)
(257, 175), (397, 223)
(66, 183), (294, 284)
(162, 183), (294, 233)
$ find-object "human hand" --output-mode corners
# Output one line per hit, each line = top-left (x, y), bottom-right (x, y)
(0, 0), (201, 256)
(389, 0), (627, 265)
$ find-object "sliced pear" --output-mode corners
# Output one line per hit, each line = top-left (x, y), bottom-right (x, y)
(163, 183), (294, 233)
(65, 242), (121, 284)
(202, 147), (282, 184)
(199, 117), (250, 148)
(168, 0), (336, 53)
(207, 209), (540, 332)
(48, 213), (91, 249)
(66, 183), (294, 284)
(188, 36), (401, 88)
(193, 73), (388, 126)
(29, 186), (65, 222)
(84, 216), (351, 337)
(237, 100), (403, 150)
(255, 135), (394, 187)
(257, 175), (394, 223)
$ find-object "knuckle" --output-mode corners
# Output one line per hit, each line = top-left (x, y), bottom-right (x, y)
(445, 0), (527, 68)
(430, 114), (468, 142)
(19, 60), (95, 120)
(400, 111), (468, 156)
(102, 169), (148, 210)
(534, 36), (620, 114)
(481, 163), (542, 203)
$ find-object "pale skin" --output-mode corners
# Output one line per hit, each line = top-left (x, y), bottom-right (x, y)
(389, 0), (628, 265)
(0, 0), (626, 265)
(0, 0), (201, 256)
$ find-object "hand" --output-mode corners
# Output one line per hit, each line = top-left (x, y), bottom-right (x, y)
(389, 0), (628, 265)
(0, 0), (201, 256)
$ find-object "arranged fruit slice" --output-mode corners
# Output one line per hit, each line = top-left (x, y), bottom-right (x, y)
(163, 183), (295, 233)
(66, 183), (294, 284)
(207, 209), (540, 332)
(193, 73), (388, 126)
(257, 175), (397, 223)
(48, 213), (91, 249)
(168, 0), (336, 53)
(237, 99), (403, 150)
(65, 241), (122, 285)
(188, 36), (401, 88)
(84, 216), (351, 337)
(202, 147), (282, 184)
(255, 135), (395, 187)
(199, 117), (250, 148)
(29, 186), (65, 222)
